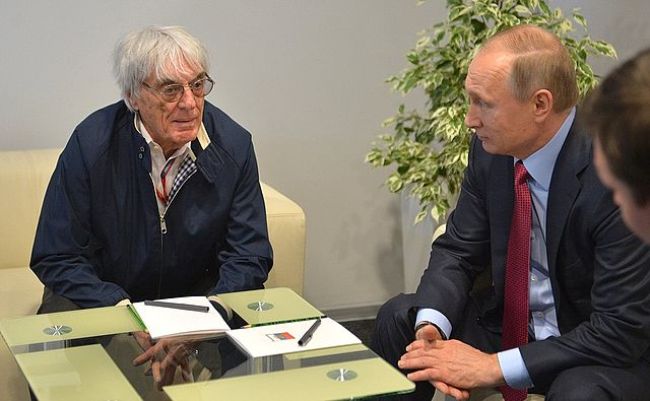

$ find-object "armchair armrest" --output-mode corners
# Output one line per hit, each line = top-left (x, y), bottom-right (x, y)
(261, 183), (306, 295)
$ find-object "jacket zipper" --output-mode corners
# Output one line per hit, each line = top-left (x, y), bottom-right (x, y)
(156, 167), (197, 296)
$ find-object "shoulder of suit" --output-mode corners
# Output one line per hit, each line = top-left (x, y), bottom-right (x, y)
(201, 101), (255, 166)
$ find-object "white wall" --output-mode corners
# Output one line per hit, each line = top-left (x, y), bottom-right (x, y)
(2, 0), (649, 316)
(0, 0), (443, 313)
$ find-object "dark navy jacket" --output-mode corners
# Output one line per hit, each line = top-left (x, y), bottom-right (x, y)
(31, 101), (273, 307)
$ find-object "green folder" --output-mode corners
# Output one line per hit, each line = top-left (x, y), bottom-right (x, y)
(0, 306), (141, 347)
(164, 356), (414, 401)
(15, 344), (142, 401)
(219, 287), (323, 326)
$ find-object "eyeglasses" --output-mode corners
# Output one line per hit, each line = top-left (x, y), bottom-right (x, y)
(142, 74), (214, 103)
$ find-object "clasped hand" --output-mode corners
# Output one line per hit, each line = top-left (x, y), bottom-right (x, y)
(132, 331), (198, 390)
(397, 325), (503, 401)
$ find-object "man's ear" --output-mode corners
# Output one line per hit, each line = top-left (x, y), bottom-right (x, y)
(532, 89), (553, 122)
(128, 93), (139, 111)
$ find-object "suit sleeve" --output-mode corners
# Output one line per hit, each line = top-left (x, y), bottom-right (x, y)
(520, 175), (650, 388)
(414, 136), (492, 325)
(211, 140), (273, 294)
(30, 132), (130, 307)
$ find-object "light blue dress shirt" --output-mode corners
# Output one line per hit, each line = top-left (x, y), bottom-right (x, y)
(416, 108), (576, 389)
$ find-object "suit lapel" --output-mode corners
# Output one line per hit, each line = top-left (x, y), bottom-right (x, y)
(546, 124), (591, 279)
(489, 155), (515, 298)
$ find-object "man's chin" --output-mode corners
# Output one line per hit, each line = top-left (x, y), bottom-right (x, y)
(170, 129), (199, 146)
(480, 139), (496, 154)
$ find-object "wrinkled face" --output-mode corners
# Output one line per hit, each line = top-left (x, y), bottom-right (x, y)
(464, 50), (539, 159)
(130, 62), (205, 156)
(594, 140), (650, 244)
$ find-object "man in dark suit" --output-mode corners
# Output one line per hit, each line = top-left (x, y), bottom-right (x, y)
(584, 49), (650, 246)
(373, 25), (650, 401)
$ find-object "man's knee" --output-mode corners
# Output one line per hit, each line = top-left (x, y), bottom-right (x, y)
(546, 367), (611, 401)
(37, 287), (81, 314)
(372, 294), (416, 360)
(376, 294), (414, 328)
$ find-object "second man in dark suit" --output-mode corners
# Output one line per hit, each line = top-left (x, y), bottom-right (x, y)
(584, 48), (650, 246)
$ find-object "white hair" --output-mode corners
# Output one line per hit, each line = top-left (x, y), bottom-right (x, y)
(112, 25), (209, 111)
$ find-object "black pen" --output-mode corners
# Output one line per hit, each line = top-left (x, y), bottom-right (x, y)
(144, 300), (209, 313)
(298, 317), (322, 346)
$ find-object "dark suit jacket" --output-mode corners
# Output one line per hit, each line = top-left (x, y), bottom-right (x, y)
(414, 122), (650, 387)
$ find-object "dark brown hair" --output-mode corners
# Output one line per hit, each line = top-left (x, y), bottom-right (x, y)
(582, 48), (650, 205)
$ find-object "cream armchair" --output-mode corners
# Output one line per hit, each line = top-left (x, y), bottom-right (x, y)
(0, 148), (306, 401)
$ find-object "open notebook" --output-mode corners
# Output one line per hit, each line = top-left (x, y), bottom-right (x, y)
(128, 296), (230, 340)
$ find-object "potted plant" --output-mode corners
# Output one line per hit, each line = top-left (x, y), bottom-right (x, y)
(366, 0), (616, 224)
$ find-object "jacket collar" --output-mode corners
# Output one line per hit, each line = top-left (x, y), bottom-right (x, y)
(128, 108), (220, 183)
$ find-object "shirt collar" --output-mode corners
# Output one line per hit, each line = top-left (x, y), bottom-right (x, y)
(518, 107), (575, 191)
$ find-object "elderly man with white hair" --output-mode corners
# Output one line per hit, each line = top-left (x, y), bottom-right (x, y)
(30, 25), (273, 388)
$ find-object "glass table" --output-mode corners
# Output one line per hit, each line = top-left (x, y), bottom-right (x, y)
(1, 288), (414, 401)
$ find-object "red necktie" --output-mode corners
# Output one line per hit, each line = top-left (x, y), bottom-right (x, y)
(500, 161), (531, 401)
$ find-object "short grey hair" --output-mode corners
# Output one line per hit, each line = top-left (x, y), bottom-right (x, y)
(113, 25), (210, 111)
(481, 25), (578, 112)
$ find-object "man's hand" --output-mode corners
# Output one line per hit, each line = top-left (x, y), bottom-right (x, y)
(399, 338), (504, 396)
(132, 330), (154, 353)
(415, 323), (443, 342)
(132, 332), (196, 390)
(411, 325), (470, 400)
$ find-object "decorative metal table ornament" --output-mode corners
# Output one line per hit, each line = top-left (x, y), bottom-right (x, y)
(43, 325), (72, 336)
(327, 368), (358, 382)
(247, 301), (274, 311)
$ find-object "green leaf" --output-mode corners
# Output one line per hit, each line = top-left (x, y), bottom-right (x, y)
(407, 51), (420, 64)
(514, 5), (532, 17)
(573, 10), (587, 28)
(415, 210), (428, 224)
(591, 40), (618, 58)
(539, 1), (551, 15)
(387, 175), (404, 193)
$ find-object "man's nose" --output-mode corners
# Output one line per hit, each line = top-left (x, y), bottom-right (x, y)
(178, 86), (198, 109)
(465, 105), (480, 129)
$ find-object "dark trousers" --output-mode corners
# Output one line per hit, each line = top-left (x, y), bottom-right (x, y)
(37, 287), (82, 314)
(371, 293), (650, 401)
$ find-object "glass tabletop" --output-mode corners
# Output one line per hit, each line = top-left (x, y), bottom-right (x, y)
(0, 288), (414, 401)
